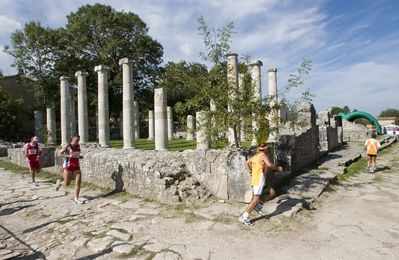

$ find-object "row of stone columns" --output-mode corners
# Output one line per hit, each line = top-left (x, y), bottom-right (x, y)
(224, 51), (279, 145)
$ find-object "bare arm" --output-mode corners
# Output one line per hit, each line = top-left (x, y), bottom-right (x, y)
(58, 145), (71, 158)
(263, 155), (282, 172)
(245, 158), (252, 173)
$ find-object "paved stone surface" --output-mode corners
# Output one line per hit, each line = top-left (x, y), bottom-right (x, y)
(1, 141), (398, 259)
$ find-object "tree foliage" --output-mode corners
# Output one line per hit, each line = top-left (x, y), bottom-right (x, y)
(0, 72), (27, 141)
(331, 105), (351, 115)
(5, 4), (164, 121)
(379, 108), (399, 118)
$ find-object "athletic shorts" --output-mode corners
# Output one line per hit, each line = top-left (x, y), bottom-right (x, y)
(63, 165), (81, 173)
(251, 172), (265, 196)
(28, 160), (41, 171)
(367, 154), (377, 158)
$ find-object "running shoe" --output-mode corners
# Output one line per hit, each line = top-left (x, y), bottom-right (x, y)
(255, 203), (263, 215)
(55, 180), (61, 191)
(31, 182), (38, 188)
(239, 215), (253, 226)
(73, 197), (84, 205)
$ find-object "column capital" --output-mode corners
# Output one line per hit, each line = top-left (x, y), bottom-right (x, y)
(225, 51), (238, 57)
(94, 65), (110, 73)
(267, 68), (277, 73)
(119, 57), (132, 66)
(250, 60), (263, 67)
(60, 76), (70, 81)
(75, 70), (89, 77)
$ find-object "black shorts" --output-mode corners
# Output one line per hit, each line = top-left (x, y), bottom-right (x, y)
(367, 154), (377, 158)
(265, 170), (275, 189)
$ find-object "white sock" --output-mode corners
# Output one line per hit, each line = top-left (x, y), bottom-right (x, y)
(243, 212), (249, 219)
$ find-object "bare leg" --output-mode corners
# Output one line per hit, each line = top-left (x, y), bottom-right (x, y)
(262, 187), (276, 202)
(372, 156), (377, 170)
(31, 169), (35, 182)
(74, 171), (82, 198)
(61, 171), (72, 187)
(245, 195), (260, 215)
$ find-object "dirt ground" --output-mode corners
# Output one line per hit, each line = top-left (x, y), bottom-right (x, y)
(1, 144), (398, 260)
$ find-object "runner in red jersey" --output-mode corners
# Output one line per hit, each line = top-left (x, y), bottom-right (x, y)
(23, 136), (42, 188)
(56, 135), (84, 204)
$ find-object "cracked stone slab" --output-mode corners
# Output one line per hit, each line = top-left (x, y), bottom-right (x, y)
(107, 229), (131, 241)
(86, 236), (114, 253)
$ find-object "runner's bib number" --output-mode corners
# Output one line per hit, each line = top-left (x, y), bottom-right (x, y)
(72, 152), (80, 158)
(28, 149), (37, 155)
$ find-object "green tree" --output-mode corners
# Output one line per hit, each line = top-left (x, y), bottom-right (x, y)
(379, 108), (399, 117)
(58, 3), (163, 119)
(158, 61), (209, 125)
(331, 105), (351, 115)
(4, 21), (61, 107)
(0, 72), (27, 141)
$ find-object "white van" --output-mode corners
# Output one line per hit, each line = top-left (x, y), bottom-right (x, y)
(384, 124), (399, 135)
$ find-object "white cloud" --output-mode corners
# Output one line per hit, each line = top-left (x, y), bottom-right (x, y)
(0, 15), (21, 35)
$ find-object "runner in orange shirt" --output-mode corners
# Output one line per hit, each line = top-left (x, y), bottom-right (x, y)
(364, 132), (381, 173)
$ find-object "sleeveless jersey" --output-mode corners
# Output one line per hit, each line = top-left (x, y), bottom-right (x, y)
(63, 144), (81, 168)
(251, 152), (268, 186)
(365, 138), (380, 155)
(25, 143), (39, 161)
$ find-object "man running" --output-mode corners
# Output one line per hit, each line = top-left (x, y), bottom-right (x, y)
(364, 132), (381, 173)
(56, 135), (84, 204)
(23, 136), (43, 188)
(239, 143), (282, 226)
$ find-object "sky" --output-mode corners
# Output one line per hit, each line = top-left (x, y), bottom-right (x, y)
(0, 0), (398, 116)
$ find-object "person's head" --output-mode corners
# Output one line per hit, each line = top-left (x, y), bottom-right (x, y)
(71, 134), (80, 145)
(371, 132), (377, 139)
(31, 136), (39, 144)
(258, 143), (269, 153)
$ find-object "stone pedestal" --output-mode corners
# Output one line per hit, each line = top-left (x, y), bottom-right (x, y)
(134, 101), (140, 139)
(268, 68), (278, 142)
(60, 76), (71, 145)
(196, 111), (209, 149)
(250, 61), (263, 146)
(75, 70), (89, 144)
(154, 88), (168, 150)
(119, 58), (135, 148)
(186, 115), (195, 141)
(46, 107), (56, 145)
(95, 65), (111, 148)
(226, 52), (239, 147)
(167, 106), (173, 140)
(148, 110), (154, 140)
(34, 110), (43, 142)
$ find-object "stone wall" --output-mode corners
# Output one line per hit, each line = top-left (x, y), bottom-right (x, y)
(342, 120), (372, 141)
(8, 147), (57, 168)
(51, 147), (251, 203)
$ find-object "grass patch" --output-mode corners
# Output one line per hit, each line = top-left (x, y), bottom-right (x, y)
(0, 160), (60, 182)
(213, 214), (234, 224)
(338, 157), (368, 181)
(56, 218), (75, 225)
(318, 166), (329, 171)
(119, 244), (151, 259)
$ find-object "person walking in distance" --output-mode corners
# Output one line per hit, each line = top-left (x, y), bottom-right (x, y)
(56, 135), (84, 204)
(23, 136), (43, 188)
(364, 132), (381, 173)
(239, 143), (282, 226)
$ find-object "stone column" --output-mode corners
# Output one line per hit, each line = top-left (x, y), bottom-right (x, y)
(60, 76), (71, 145)
(70, 89), (77, 136)
(75, 70), (89, 144)
(119, 112), (123, 139)
(225, 52), (239, 146)
(119, 58), (135, 148)
(34, 110), (43, 142)
(268, 68), (278, 142)
(94, 65), (111, 147)
(134, 101), (140, 139)
(167, 106), (173, 140)
(196, 111), (209, 149)
(148, 110), (154, 140)
(250, 61), (263, 146)
(186, 115), (195, 141)
(46, 107), (56, 145)
(238, 74), (246, 142)
(154, 88), (168, 150)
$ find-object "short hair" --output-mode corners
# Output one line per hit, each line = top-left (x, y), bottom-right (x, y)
(371, 132), (377, 138)
(71, 134), (80, 140)
(258, 143), (269, 151)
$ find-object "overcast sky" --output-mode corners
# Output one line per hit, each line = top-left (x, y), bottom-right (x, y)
(0, 0), (398, 115)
